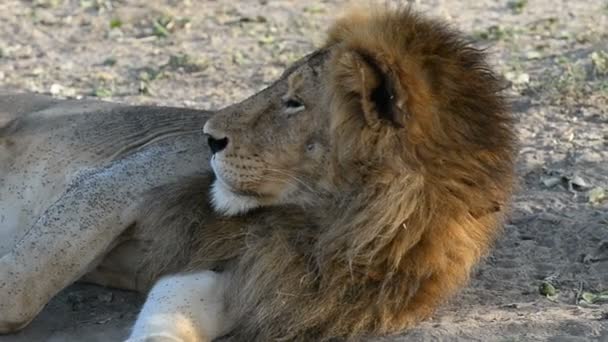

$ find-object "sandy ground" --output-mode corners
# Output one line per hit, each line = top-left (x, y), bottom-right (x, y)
(1, 0), (608, 341)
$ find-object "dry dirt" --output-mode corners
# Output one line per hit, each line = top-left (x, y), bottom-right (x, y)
(1, 0), (608, 341)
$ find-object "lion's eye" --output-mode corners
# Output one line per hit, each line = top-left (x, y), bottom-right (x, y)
(285, 99), (303, 108)
(283, 97), (306, 115)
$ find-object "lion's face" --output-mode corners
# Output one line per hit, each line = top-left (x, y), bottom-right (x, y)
(203, 50), (333, 215)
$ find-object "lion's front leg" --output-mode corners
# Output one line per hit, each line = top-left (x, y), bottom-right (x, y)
(127, 271), (232, 342)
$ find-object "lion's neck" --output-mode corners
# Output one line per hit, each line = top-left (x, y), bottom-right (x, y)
(315, 173), (429, 272)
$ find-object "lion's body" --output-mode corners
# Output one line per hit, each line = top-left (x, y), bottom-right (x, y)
(0, 94), (210, 251)
(0, 92), (213, 331)
(1, 7), (516, 342)
(0, 94), (114, 254)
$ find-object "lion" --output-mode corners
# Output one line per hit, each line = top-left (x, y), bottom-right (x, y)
(0, 6), (516, 341)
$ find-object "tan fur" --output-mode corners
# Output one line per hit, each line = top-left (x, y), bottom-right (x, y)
(0, 91), (212, 333)
(139, 6), (516, 341)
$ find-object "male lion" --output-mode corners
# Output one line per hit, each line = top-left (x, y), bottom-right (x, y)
(1, 7), (516, 341)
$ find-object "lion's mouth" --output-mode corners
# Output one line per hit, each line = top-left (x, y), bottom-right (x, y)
(228, 185), (268, 199)
(211, 160), (271, 200)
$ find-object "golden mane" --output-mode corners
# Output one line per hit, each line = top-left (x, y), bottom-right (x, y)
(139, 6), (516, 341)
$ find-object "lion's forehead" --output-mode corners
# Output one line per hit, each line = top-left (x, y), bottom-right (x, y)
(281, 47), (331, 79)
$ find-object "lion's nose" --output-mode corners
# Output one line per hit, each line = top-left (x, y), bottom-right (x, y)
(207, 136), (229, 154)
(203, 121), (229, 154)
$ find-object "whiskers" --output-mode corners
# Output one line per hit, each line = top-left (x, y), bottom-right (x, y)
(264, 167), (325, 199)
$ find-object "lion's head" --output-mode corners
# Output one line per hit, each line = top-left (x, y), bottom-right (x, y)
(203, 8), (514, 221)
(203, 48), (334, 215)
(200, 7), (516, 338)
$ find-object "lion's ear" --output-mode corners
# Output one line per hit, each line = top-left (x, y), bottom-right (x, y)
(334, 50), (408, 128)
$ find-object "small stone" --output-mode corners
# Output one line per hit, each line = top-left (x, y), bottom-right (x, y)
(542, 176), (561, 188)
(539, 281), (556, 297)
(588, 187), (606, 204)
(570, 175), (590, 190)
(50, 83), (63, 95)
(525, 51), (542, 60)
(514, 73), (530, 84)
(504, 71), (530, 85)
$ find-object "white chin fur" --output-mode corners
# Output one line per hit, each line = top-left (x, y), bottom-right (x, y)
(210, 180), (260, 216)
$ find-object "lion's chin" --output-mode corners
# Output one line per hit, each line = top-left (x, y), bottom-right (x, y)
(210, 179), (261, 216)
